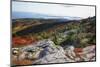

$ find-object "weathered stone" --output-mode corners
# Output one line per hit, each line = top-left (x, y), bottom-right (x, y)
(12, 39), (96, 64)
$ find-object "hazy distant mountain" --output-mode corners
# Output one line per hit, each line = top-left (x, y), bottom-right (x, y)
(12, 12), (49, 19)
(12, 11), (81, 20)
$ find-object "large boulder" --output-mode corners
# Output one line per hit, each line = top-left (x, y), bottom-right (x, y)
(81, 45), (96, 61)
(12, 39), (75, 64)
(32, 39), (75, 64)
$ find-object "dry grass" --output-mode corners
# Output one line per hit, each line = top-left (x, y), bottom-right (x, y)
(12, 59), (33, 66)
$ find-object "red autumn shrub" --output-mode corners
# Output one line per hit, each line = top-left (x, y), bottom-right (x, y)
(12, 36), (38, 47)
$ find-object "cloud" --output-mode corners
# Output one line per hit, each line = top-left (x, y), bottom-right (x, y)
(12, 1), (95, 18)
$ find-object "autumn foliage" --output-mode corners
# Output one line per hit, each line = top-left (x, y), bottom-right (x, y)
(12, 36), (38, 47)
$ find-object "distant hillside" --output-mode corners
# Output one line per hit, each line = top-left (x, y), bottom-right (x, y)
(12, 16), (95, 36)
(12, 12), (50, 19)
(12, 12), (81, 20)
(12, 16), (96, 48)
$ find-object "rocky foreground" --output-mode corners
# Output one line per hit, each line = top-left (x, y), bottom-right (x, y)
(12, 39), (96, 65)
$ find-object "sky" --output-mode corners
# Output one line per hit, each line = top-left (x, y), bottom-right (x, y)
(12, 1), (95, 18)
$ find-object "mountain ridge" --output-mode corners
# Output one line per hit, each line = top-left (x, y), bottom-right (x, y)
(12, 11), (82, 20)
